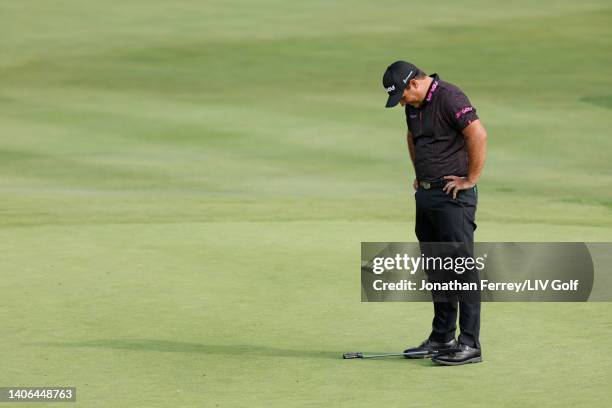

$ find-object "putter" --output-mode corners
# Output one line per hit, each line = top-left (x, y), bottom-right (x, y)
(343, 348), (461, 359)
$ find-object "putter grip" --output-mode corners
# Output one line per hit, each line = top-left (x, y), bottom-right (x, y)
(342, 352), (363, 359)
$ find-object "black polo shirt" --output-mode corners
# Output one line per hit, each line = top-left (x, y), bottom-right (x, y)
(405, 74), (479, 181)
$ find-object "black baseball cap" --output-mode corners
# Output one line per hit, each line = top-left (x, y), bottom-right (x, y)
(382, 61), (420, 108)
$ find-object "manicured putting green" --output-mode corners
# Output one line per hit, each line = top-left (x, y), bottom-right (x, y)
(1, 1), (611, 407)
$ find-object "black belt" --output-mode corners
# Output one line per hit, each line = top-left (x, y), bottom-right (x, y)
(419, 180), (447, 189)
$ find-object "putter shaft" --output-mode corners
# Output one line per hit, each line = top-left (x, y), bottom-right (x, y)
(343, 348), (460, 359)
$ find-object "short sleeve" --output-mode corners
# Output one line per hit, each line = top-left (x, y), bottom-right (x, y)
(444, 90), (479, 131)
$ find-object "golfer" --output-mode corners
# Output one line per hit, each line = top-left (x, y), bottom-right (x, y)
(382, 61), (487, 365)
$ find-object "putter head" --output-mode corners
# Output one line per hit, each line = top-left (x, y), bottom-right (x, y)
(342, 352), (363, 359)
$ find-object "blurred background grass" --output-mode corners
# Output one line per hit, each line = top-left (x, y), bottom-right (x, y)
(0, 1), (611, 407)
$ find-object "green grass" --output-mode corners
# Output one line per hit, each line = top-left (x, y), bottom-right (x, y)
(0, 0), (611, 407)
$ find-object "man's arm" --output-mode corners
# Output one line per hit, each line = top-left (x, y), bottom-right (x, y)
(407, 131), (418, 190)
(463, 120), (487, 184)
(443, 120), (487, 198)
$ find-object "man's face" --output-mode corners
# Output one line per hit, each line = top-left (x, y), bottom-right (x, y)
(399, 80), (421, 107)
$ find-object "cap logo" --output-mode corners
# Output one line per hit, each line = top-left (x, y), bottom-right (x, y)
(385, 85), (396, 92)
(402, 70), (413, 84)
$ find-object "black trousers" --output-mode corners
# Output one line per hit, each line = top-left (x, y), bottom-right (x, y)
(415, 186), (481, 348)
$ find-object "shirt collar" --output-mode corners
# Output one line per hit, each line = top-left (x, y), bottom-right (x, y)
(420, 73), (440, 107)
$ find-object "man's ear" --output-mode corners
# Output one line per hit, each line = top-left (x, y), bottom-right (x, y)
(409, 78), (419, 89)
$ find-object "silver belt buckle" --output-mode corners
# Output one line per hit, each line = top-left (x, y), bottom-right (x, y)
(421, 181), (431, 189)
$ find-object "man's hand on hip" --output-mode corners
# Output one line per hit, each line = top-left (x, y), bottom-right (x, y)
(442, 176), (475, 199)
